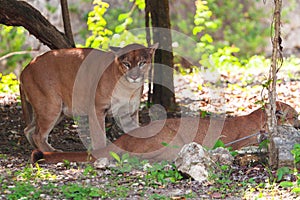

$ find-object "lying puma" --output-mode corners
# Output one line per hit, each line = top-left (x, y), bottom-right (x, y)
(20, 43), (158, 152)
(31, 101), (299, 163)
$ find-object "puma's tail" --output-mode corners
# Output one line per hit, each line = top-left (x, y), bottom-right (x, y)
(19, 84), (32, 125)
(31, 149), (96, 163)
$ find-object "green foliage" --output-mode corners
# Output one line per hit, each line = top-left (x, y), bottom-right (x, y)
(193, 0), (219, 60)
(7, 182), (41, 200)
(161, 141), (179, 149)
(274, 144), (300, 194)
(258, 139), (270, 150)
(0, 25), (31, 73)
(83, 164), (97, 177)
(276, 167), (292, 182)
(85, 0), (113, 49)
(0, 73), (19, 94)
(15, 164), (56, 181)
(191, 0), (272, 70)
(145, 161), (183, 186)
(212, 139), (238, 157)
(84, 0), (146, 49)
(208, 163), (255, 197)
(291, 143), (300, 164)
(204, 0), (268, 57)
(62, 159), (71, 169)
(110, 152), (182, 186)
(110, 152), (145, 173)
(274, 166), (300, 194)
(62, 184), (102, 199)
(200, 110), (210, 118)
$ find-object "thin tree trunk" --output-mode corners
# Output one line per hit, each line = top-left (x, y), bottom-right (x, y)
(268, 0), (283, 167)
(145, 0), (152, 107)
(60, 0), (75, 46)
(148, 0), (176, 110)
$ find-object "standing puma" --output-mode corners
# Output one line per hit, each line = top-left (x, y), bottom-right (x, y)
(20, 43), (158, 152)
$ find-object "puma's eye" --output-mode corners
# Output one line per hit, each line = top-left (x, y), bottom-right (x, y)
(138, 61), (146, 68)
(122, 62), (131, 69)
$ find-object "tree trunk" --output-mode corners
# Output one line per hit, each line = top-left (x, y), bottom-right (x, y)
(0, 0), (74, 49)
(268, 0), (283, 168)
(147, 0), (176, 110)
(60, 0), (75, 46)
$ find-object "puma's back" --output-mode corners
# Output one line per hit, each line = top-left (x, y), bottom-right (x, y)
(20, 48), (105, 117)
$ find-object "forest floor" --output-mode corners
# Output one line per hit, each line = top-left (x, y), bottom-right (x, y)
(0, 64), (300, 199)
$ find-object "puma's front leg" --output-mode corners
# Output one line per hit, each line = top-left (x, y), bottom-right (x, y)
(116, 109), (140, 133)
(88, 110), (106, 150)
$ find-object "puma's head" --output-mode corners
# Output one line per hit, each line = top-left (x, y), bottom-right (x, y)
(275, 101), (300, 128)
(110, 43), (158, 83)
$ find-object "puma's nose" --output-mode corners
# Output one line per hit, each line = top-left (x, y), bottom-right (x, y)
(130, 74), (138, 80)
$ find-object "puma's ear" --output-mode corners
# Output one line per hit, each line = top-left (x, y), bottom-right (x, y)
(109, 46), (121, 54)
(149, 43), (159, 55)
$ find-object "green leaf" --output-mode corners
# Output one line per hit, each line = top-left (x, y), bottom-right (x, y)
(200, 33), (213, 43)
(276, 167), (291, 181)
(121, 153), (129, 161)
(292, 187), (300, 193)
(118, 13), (130, 21)
(135, 0), (145, 10)
(193, 26), (205, 35)
(115, 24), (126, 33)
(109, 151), (121, 163)
(279, 181), (294, 188)
(161, 142), (169, 147)
(213, 139), (226, 149)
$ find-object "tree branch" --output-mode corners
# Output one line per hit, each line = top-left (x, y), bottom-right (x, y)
(0, 0), (73, 49)
(0, 50), (38, 62)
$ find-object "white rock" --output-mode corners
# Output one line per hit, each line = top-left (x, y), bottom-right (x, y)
(175, 142), (213, 183)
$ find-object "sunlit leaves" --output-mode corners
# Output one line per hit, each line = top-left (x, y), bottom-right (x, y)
(85, 0), (113, 49)
(0, 73), (19, 94)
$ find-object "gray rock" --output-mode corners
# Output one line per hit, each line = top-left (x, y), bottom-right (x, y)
(174, 142), (213, 183)
(270, 125), (300, 168)
(208, 147), (234, 166)
(94, 157), (110, 169)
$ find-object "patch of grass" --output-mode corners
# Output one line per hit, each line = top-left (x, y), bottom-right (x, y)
(208, 164), (256, 198)
(14, 163), (56, 181)
(110, 152), (147, 173)
(6, 182), (41, 200)
(62, 183), (103, 199)
(83, 164), (98, 177)
(0, 154), (7, 159)
(145, 161), (183, 187)
(110, 152), (183, 187)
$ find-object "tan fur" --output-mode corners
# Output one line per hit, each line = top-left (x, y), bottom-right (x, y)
(20, 43), (158, 152)
(31, 101), (299, 163)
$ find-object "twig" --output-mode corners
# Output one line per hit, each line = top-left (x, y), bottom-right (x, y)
(0, 50), (38, 62)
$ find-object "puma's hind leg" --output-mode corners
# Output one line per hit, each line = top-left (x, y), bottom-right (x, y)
(24, 120), (37, 148)
(30, 100), (64, 152)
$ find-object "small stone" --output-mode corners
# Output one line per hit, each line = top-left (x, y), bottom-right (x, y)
(94, 157), (109, 169)
(208, 147), (234, 166)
